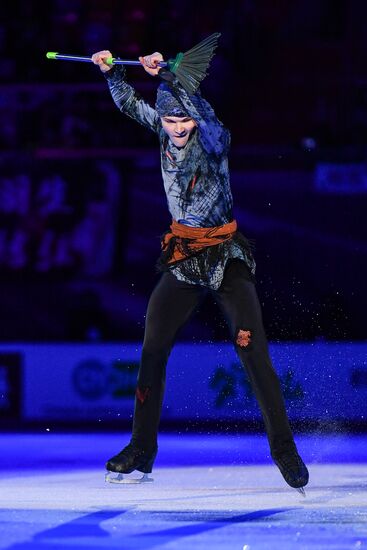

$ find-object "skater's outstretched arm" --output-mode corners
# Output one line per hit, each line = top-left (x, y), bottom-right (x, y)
(140, 52), (230, 156)
(92, 50), (160, 133)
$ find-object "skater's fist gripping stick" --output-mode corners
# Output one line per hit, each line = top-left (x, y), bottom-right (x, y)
(91, 50), (115, 73)
(138, 53), (164, 76)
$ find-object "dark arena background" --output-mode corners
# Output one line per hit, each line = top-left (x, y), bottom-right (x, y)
(0, 1), (366, 549)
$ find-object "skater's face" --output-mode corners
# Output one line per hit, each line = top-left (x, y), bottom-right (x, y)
(161, 116), (196, 147)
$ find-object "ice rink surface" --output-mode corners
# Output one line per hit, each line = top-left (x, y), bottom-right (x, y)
(0, 433), (366, 549)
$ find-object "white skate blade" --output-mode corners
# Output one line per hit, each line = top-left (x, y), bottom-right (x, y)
(297, 487), (306, 497)
(105, 471), (154, 484)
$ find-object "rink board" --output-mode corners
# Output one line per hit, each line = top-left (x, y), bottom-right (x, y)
(0, 342), (366, 422)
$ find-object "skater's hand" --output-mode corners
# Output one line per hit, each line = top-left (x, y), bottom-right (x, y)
(139, 52), (163, 76)
(92, 50), (113, 72)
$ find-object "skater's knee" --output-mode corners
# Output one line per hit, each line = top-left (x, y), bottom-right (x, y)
(235, 328), (253, 350)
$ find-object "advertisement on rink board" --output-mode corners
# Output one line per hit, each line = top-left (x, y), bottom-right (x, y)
(0, 343), (365, 423)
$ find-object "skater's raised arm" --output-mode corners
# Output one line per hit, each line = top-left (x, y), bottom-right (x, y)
(92, 50), (160, 133)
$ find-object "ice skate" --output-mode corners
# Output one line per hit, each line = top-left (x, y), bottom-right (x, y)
(105, 443), (157, 484)
(272, 450), (309, 496)
(105, 471), (154, 484)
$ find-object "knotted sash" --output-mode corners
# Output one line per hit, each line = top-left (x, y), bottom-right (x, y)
(161, 219), (238, 264)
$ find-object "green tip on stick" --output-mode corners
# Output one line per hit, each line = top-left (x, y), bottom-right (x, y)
(46, 52), (58, 59)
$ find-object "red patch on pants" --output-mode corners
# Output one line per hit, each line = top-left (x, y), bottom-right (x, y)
(236, 329), (252, 348)
(136, 386), (150, 404)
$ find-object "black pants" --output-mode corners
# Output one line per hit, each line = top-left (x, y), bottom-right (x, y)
(131, 259), (295, 457)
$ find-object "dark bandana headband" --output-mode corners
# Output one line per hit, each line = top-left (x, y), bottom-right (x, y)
(155, 82), (188, 117)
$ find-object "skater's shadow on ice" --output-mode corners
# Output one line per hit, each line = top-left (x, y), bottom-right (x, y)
(3, 509), (126, 549)
(130, 507), (297, 547)
(3, 508), (296, 550)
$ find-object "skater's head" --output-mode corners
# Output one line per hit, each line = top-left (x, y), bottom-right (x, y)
(161, 115), (196, 147)
(156, 83), (196, 147)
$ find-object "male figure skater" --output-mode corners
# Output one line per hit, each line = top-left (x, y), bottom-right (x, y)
(92, 47), (309, 492)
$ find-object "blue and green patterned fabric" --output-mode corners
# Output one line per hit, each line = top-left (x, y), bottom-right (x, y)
(105, 65), (255, 289)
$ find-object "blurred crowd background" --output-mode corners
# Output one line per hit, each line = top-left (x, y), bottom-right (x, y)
(0, 0), (365, 343)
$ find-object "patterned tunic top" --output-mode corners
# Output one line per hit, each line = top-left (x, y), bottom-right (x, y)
(105, 65), (255, 289)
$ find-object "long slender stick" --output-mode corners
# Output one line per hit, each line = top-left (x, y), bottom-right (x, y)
(46, 33), (221, 93)
(46, 52), (167, 67)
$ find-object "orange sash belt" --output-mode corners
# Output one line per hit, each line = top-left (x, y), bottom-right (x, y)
(162, 219), (238, 264)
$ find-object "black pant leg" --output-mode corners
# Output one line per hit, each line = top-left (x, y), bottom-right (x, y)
(132, 271), (206, 451)
(212, 260), (295, 455)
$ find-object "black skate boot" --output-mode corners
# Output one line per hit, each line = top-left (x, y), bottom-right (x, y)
(272, 449), (309, 496)
(105, 443), (157, 484)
